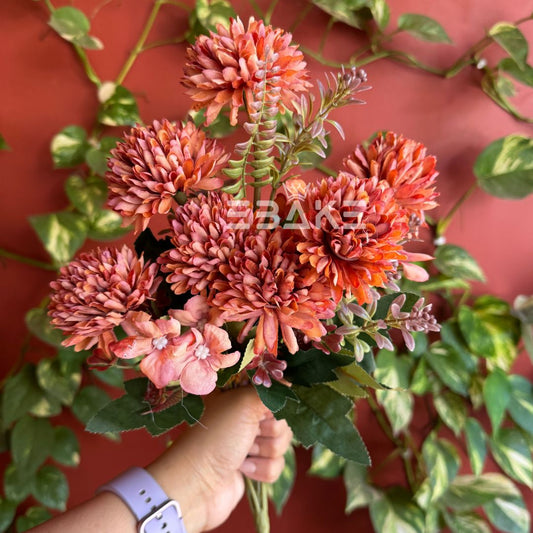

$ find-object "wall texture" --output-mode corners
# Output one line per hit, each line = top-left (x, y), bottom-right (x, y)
(1, 0), (532, 531)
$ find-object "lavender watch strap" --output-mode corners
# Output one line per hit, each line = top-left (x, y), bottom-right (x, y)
(97, 467), (187, 533)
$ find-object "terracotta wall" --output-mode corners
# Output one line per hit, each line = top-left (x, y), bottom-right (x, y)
(1, 0), (532, 531)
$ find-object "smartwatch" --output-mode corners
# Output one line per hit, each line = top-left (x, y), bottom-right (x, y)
(97, 467), (187, 533)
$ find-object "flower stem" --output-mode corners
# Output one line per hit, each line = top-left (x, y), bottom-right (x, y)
(436, 182), (478, 237)
(264, 0), (279, 25)
(245, 477), (270, 533)
(0, 248), (56, 271)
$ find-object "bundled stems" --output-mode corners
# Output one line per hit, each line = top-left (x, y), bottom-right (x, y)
(245, 477), (270, 533)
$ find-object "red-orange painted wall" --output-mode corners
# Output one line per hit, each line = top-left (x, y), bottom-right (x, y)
(1, 0), (532, 531)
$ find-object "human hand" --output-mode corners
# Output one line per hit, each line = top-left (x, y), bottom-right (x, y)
(147, 387), (293, 532)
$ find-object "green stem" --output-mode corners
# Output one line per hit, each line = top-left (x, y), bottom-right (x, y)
(248, 0), (264, 19)
(0, 248), (56, 271)
(115, 0), (167, 86)
(141, 33), (186, 52)
(289, 2), (312, 33)
(319, 17), (335, 55)
(264, 0), (279, 25)
(436, 182), (478, 236)
(367, 394), (417, 492)
(44, 0), (101, 86)
(316, 163), (336, 176)
(244, 477), (270, 533)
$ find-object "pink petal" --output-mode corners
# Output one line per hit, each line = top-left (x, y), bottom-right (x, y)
(140, 350), (181, 389)
(180, 360), (217, 395)
(203, 323), (232, 354)
(403, 262), (429, 282)
(111, 337), (153, 359)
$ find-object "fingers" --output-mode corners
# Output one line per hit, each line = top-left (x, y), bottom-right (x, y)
(239, 417), (293, 483)
(240, 456), (286, 483)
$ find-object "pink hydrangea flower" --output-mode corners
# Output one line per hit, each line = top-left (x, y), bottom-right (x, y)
(111, 311), (239, 394)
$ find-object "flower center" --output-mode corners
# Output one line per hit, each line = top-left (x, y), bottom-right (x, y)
(152, 336), (168, 350)
(194, 344), (211, 360)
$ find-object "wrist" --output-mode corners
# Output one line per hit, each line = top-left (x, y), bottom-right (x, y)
(146, 449), (207, 533)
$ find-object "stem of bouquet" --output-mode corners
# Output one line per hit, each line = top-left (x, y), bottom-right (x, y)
(0, 248), (57, 271)
(245, 477), (270, 533)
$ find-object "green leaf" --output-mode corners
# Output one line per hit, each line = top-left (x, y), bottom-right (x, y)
(500, 58), (533, 87)
(2, 365), (43, 427)
(29, 211), (87, 265)
(410, 358), (432, 395)
(24, 307), (64, 348)
(489, 23), (528, 67)
(31, 466), (69, 511)
(309, 444), (346, 478)
(373, 353), (414, 433)
(369, 487), (425, 533)
(187, 0), (236, 40)
(86, 208), (129, 241)
(86, 380), (204, 435)
(3, 463), (33, 503)
(267, 446), (295, 514)
(327, 371), (368, 399)
(507, 375), (533, 434)
(29, 393), (62, 418)
(37, 358), (81, 406)
(422, 437), (460, 502)
(483, 368), (511, 433)
(484, 495), (531, 533)
(464, 418), (487, 476)
(443, 510), (491, 533)
(424, 342), (471, 396)
(490, 428), (533, 488)
(311, 0), (372, 30)
(0, 498), (16, 533)
(441, 473), (520, 511)
(11, 416), (54, 475)
(398, 13), (452, 43)
(344, 462), (380, 513)
(91, 366), (125, 388)
(15, 507), (51, 533)
(370, 0), (390, 30)
(0, 134), (10, 151)
(255, 381), (298, 413)
(65, 175), (107, 217)
(71, 386), (112, 425)
(474, 134), (533, 199)
(275, 384), (370, 465)
(281, 349), (352, 386)
(458, 298), (520, 370)
(51, 426), (80, 467)
(98, 86), (140, 127)
(48, 6), (102, 49)
(50, 125), (88, 168)
(85, 136), (120, 175)
(377, 389), (413, 436)
(340, 361), (386, 389)
(433, 391), (466, 436)
(434, 244), (486, 282)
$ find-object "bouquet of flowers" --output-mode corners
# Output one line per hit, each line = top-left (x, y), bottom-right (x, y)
(47, 16), (439, 532)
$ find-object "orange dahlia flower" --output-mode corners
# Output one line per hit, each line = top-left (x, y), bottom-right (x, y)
(182, 17), (310, 125)
(212, 228), (335, 355)
(106, 120), (228, 233)
(48, 246), (160, 351)
(296, 172), (409, 304)
(343, 131), (438, 223)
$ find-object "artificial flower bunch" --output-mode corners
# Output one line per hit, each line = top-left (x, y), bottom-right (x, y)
(48, 15), (440, 531)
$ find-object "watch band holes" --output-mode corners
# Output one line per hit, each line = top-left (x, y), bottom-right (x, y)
(145, 497), (152, 503)
(139, 489), (146, 495)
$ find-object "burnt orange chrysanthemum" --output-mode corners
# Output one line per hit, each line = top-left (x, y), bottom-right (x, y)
(212, 228), (335, 355)
(296, 172), (409, 304)
(48, 246), (160, 352)
(182, 17), (311, 125)
(106, 119), (228, 233)
(343, 132), (439, 223)
(159, 192), (254, 296)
